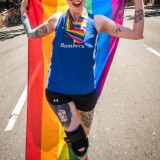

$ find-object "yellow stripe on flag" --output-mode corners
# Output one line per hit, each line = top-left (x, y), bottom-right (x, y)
(57, 0), (68, 13)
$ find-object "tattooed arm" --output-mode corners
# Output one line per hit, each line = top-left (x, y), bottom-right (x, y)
(95, 0), (144, 40)
(20, 0), (61, 39)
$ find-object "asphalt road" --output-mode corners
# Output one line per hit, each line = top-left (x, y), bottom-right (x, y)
(0, 25), (27, 160)
(0, 6), (160, 160)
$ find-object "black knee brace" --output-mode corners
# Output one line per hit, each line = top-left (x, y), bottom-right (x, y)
(64, 124), (89, 158)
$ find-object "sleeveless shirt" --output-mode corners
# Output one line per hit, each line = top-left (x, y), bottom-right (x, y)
(46, 12), (98, 94)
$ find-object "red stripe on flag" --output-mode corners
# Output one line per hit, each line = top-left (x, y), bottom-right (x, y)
(26, 0), (44, 160)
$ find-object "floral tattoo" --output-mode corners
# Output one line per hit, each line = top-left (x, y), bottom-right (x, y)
(80, 109), (94, 128)
(134, 9), (144, 23)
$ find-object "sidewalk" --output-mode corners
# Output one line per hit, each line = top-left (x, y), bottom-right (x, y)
(0, 24), (25, 41)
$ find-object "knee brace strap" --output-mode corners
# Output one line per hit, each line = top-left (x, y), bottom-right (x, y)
(64, 124), (89, 158)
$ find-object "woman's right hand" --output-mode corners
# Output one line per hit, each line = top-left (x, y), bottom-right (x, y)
(21, 0), (28, 14)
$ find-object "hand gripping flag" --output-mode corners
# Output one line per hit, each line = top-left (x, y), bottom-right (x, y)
(26, 0), (126, 159)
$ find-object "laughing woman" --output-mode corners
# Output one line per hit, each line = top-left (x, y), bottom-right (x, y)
(21, 0), (144, 158)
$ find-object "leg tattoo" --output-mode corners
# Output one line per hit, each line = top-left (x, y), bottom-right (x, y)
(80, 109), (94, 128)
(53, 104), (72, 128)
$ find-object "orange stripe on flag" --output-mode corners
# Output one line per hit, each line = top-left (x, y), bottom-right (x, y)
(41, 0), (59, 160)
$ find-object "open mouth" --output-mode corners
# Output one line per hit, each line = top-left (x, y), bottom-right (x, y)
(72, 1), (82, 7)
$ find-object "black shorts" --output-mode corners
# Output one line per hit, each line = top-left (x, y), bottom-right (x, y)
(45, 89), (97, 111)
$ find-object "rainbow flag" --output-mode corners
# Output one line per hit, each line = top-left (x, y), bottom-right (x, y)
(26, 0), (126, 160)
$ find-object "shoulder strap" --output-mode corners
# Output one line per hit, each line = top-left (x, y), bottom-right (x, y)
(55, 13), (65, 31)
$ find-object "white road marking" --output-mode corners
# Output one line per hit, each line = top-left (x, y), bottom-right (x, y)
(5, 86), (27, 131)
(146, 47), (160, 57)
(141, 40), (160, 57)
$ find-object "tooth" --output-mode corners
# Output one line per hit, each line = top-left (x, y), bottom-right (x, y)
(74, 2), (81, 4)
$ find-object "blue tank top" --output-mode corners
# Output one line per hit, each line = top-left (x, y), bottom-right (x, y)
(46, 12), (98, 94)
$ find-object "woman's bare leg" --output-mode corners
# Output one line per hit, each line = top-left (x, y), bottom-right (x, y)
(49, 101), (86, 152)
(77, 108), (95, 136)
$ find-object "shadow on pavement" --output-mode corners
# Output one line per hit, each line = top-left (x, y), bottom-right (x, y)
(125, 5), (160, 20)
(0, 27), (26, 41)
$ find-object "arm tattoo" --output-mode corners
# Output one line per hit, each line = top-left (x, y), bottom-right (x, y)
(27, 26), (47, 38)
(53, 104), (72, 128)
(22, 16), (48, 38)
(80, 109), (94, 128)
(112, 28), (122, 35)
(48, 17), (54, 23)
(22, 19), (32, 34)
(134, 9), (143, 23)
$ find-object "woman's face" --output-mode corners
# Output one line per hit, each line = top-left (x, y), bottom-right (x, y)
(67, 0), (85, 13)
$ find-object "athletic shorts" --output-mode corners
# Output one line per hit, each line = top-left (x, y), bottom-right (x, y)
(45, 89), (97, 111)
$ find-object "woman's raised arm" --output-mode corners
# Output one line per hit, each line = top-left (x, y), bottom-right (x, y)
(20, 0), (61, 39)
(95, 0), (144, 40)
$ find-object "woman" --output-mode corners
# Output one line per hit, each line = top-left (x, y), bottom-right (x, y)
(21, 0), (144, 158)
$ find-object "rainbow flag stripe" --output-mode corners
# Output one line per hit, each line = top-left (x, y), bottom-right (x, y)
(26, 0), (126, 159)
